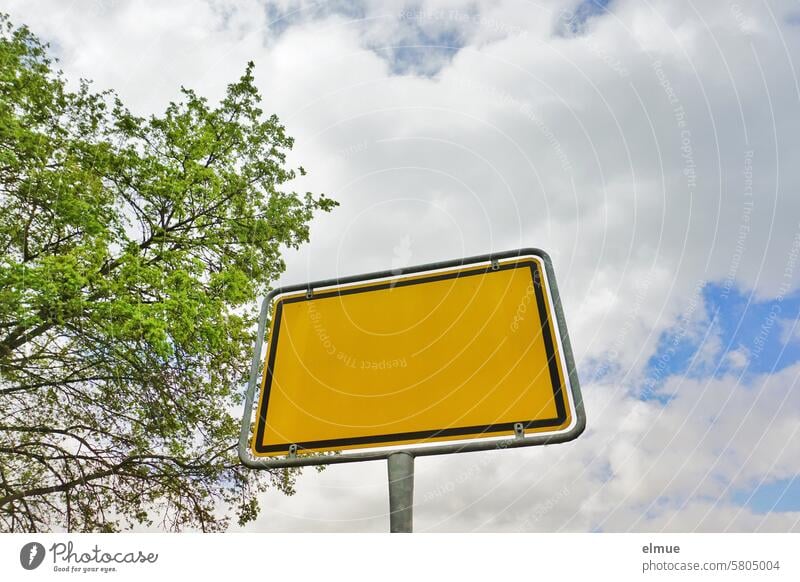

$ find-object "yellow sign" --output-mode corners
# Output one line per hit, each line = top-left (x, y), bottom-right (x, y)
(250, 252), (582, 458)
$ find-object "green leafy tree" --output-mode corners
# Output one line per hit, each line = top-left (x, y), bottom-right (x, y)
(0, 15), (336, 532)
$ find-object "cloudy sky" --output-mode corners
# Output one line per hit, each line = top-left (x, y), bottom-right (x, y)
(7, 0), (800, 532)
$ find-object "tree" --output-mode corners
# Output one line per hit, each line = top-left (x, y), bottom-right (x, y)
(0, 14), (336, 532)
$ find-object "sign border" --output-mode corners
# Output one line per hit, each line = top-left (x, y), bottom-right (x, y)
(238, 248), (586, 469)
(255, 260), (567, 454)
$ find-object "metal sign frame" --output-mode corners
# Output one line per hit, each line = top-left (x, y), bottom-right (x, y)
(238, 248), (585, 470)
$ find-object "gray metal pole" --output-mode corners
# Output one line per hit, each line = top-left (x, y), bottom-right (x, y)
(387, 452), (414, 532)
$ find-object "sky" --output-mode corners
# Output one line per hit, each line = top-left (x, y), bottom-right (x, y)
(5, 0), (799, 532)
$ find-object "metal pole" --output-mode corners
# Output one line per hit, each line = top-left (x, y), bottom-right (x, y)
(387, 452), (414, 532)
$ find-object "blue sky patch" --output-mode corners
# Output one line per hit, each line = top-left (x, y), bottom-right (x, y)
(263, 0), (367, 38)
(784, 12), (800, 27)
(260, 1), (467, 76)
(373, 27), (464, 76)
(639, 282), (800, 400)
(557, 0), (613, 36)
(732, 476), (800, 514)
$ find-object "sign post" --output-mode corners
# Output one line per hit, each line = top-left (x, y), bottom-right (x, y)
(387, 452), (414, 532)
(239, 248), (585, 532)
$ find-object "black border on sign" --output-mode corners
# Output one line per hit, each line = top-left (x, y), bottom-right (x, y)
(253, 260), (567, 455)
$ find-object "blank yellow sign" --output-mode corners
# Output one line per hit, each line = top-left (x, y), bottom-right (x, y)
(252, 256), (575, 457)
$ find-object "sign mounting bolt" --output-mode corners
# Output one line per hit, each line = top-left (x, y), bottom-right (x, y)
(288, 444), (298, 458)
(514, 422), (525, 439)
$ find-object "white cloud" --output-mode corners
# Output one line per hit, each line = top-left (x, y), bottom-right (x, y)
(779, 317), (800, 344)
(725, 346), (749, 369)
(6, 0), (800, 531)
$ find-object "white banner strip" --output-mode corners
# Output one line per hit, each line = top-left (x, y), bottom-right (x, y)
(1, 533), (798, 581)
